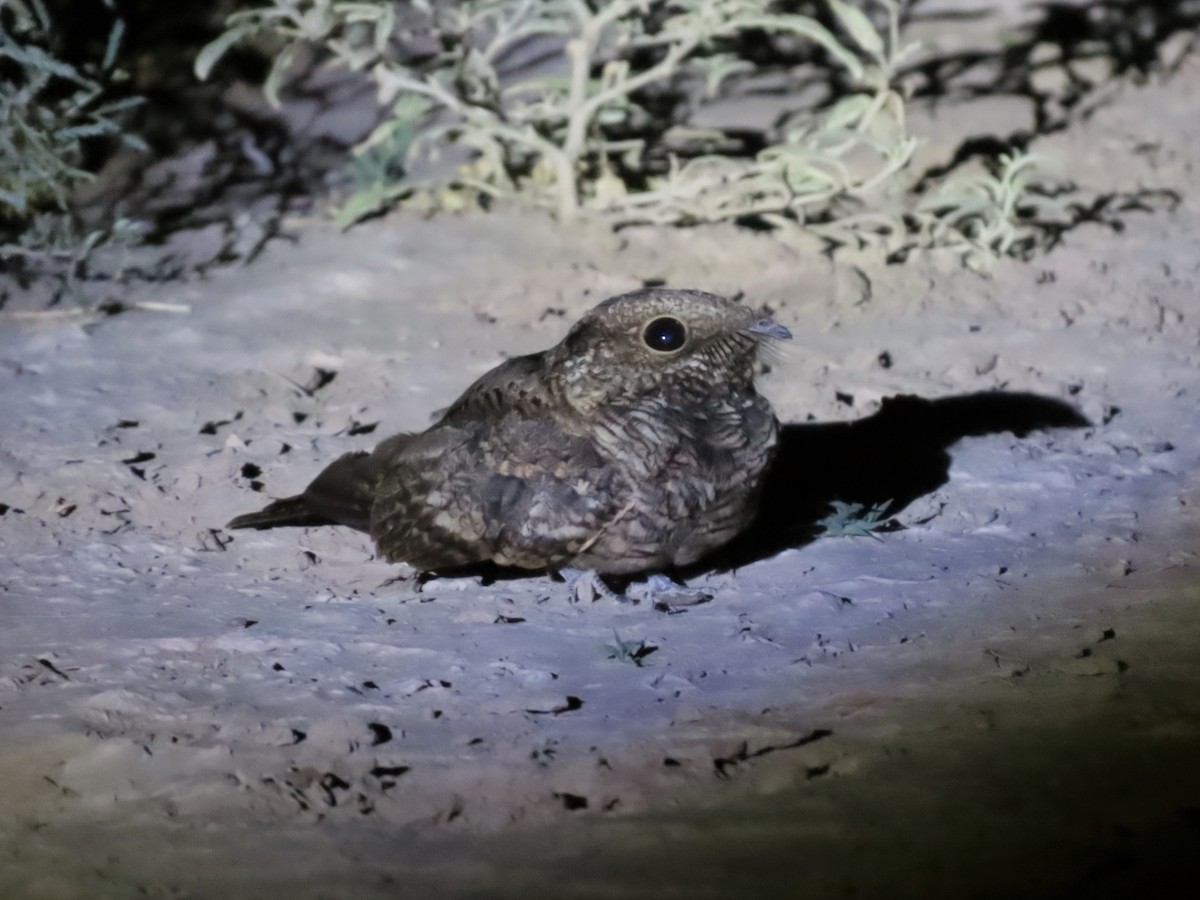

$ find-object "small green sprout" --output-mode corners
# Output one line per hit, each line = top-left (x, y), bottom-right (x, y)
(817, 499), (894, 540)
(605, 630), (657, 667)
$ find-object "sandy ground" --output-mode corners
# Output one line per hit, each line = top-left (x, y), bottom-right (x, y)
(2, 8), (1200, 900)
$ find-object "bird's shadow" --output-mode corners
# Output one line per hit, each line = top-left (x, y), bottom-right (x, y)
(691, 390), (1090, 575)
(453, 390), (1089, 588)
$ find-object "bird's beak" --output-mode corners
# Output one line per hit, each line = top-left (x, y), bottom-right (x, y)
(745, 317), (792, 341)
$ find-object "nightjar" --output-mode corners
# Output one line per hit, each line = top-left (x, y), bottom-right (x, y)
(227, 288), (791, 577)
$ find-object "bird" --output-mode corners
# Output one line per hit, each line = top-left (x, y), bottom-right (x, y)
(227, 287), (791, 587)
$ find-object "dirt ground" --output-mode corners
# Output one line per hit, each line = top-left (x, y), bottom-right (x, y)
(2, 5), (1199, 899)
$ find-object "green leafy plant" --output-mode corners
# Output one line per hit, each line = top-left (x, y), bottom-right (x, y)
(197, 0), (918, 229)
(817, 498), (893, 539)
(605, 629), (657, 666)
(1, 0), (145, 304)
(909, 152), (1076, 270)
(195, 1), (1125, 270)
(813, 148), (1155, 270)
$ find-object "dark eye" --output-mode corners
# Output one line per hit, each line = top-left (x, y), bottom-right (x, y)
(642, 316), (687, 353)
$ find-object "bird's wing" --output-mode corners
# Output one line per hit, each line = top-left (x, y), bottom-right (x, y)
(368, 368), (630, 572)
(435, 351), (554, 424)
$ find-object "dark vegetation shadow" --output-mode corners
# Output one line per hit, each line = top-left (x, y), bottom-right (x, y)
(904, 0), (1200, 142)
(113, 1), (372, 253)
(650, 0), (1192, 249)
(691, 390), (1090, 575)
(20, 0), (373, 301)
(755, 1), (1199, 154)
(847, 0), (1192, 252)
(895, 0), (1195, 236)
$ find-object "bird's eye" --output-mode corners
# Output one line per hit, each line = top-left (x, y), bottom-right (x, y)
(642, 316), (688, 353)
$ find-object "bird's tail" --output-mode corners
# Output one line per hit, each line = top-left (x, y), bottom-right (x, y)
(225, 447), (390, 534)
(227, 496), (335, 530)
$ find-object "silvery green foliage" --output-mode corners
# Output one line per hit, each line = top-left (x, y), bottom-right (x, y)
(810, 149), (1081, 270)
(912, 152), (1076, 271)
(605, 630), (656, 666)
(817, 499), (893, 539)
(0, 0), (144, 302)
(197, 0), (918, 230)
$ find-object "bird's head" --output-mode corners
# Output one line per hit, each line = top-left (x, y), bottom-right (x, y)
(547, 288), (791, 413)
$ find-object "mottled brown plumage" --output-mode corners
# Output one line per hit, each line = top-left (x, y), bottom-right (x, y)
(227, 288), (791, 576)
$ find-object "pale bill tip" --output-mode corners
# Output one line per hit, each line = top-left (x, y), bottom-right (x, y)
(747, 318), (792, 341)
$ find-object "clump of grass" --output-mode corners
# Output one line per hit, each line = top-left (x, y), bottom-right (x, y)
(1, 0), (145, 305)
(197, 0), (918, 230)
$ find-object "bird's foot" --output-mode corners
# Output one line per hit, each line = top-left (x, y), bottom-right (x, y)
(626, 574), (714, 611)
(559, 568), (631, 604)
(557, 570), (714, 608)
